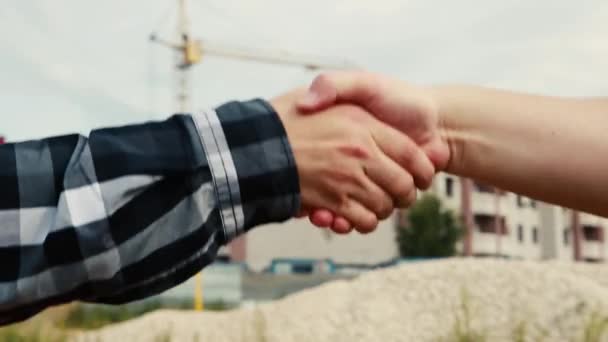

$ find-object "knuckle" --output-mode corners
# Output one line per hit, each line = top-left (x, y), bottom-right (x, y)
(338, 139), (372, 161)
(393, 176), (414, 199)
(325, 167), (360, 185)
(378, 198), (394, 220)
(335, 197), (352, 215)
(350, 126), (370, 142)
(370, 190), (393, 219)
(351, 168), (368, 187)
(423, 161), (437, 189)
(418, 171), (435, 190)
(370, 195), (385, 214)
(405, 189), (417, 206)
(409, 151), (435, 190)
(397, 144), (416, 167)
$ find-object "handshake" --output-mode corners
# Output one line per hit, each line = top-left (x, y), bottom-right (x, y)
(271, 71), (452, 235)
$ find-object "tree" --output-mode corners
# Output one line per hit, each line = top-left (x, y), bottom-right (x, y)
(396, 194), (462, 258)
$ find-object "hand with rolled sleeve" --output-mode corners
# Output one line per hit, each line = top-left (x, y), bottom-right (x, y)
(0, 87), (431, 324)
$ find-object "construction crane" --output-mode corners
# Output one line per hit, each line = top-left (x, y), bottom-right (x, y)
(149, 0), (354, 311)
(149, 0), (354, 113)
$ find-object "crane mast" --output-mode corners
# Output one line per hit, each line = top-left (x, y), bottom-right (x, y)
(150, 0), (353, 113)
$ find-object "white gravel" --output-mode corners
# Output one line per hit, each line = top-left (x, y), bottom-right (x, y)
(75, 258), (608, 342)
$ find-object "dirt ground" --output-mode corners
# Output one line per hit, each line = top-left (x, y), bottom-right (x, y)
(74, 258), (608, 342)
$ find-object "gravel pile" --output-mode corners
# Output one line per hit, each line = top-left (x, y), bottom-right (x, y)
(75, 259), (608, 342)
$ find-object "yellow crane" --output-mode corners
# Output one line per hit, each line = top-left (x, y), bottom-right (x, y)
(149, 0), (354, 310)
(150, 0), (354, 113)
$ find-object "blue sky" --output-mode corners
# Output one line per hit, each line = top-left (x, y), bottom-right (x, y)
(2, 0), (607, 141)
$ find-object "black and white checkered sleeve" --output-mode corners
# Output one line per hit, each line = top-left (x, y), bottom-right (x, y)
(0, 99), (300, 324)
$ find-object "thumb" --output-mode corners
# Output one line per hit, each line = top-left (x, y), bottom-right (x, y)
(296, 74), (339, 112)
(297, 71), (379, 113)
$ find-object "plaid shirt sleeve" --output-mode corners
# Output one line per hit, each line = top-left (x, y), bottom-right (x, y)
(0, 99), (300, 324)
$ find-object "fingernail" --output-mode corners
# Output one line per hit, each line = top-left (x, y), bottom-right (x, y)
(299, 91), (319, 106)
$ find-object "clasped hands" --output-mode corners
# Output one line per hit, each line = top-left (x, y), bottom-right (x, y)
(271, 72), (452, 234)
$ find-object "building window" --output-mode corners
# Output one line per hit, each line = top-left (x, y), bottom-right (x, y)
(563, 228), (569, 245)
(532, 227), (539, 244)
(516, 195), (524, 208)
(292, 263), (314, 274)
(474, 181), (495, 193)
(517, 225), (524, 243)
(530, 200), (537, 209)
(475, 214), (508, 235)
(582, 225), (603, 242)
(445, 177), (454, 198)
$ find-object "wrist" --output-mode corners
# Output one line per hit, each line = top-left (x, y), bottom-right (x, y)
(429, 85), (469, 176)
(194, 99), (300, 243)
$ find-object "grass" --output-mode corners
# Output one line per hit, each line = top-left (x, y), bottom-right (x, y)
(510, 321), (527, 342)
(252, 306), (268, 342)
(1, 294), (606, 341)
(154, 323), (173, 342)
(0, 305), (71, 342)
(439, 289), (487, 342)
(0, 325), (67, 342)
(438, 288), (608, 342)
(581, 311), (608, 342)
(63, 300), (190, 330)
(63, 299), (229, 330)
(0, 299), (232, 342)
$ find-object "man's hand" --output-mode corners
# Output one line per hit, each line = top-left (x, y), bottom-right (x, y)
(271, 89), (434, 234)
(296, 72), (451, 229)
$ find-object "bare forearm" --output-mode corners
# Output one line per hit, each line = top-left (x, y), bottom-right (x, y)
(435, 85), (608, 216)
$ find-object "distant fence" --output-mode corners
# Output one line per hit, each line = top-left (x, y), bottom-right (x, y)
(156, 262), (243, 306)
(146, 258), (447, 305)
(81, 257), (449, 312)
(242, 273), (354, 301)
(154, 262), (353, 304)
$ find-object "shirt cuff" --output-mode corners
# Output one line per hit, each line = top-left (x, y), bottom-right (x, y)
(190, 99), (300, 244)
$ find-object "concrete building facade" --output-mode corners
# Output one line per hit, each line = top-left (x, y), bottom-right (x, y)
(225, 173), (606, 271)
(433, 173), (606, 262)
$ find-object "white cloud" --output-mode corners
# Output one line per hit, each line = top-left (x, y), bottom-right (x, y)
(1, 0), (607, 141)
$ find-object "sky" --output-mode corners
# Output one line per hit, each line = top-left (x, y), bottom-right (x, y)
(1, 0), (607, 141)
